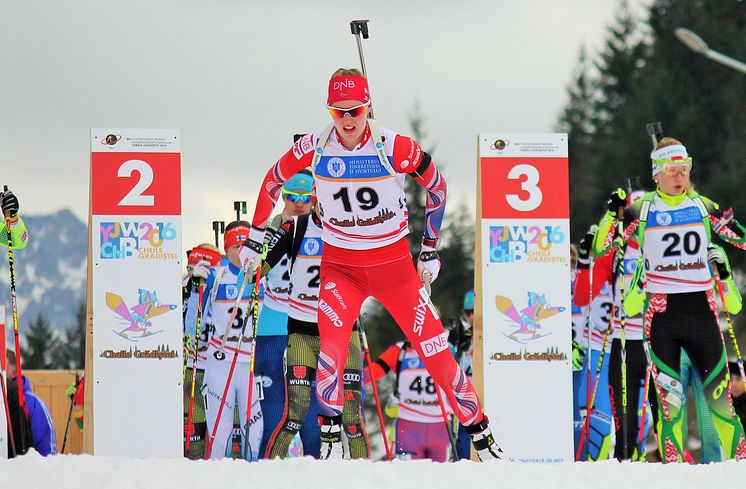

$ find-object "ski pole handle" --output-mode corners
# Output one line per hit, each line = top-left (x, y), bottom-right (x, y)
(350, 19), (374, 119)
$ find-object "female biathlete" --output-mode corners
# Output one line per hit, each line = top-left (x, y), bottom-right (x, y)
(254, 171), (321, 458)
(577, 193), (652, 461)
(593, 137), (746, 463)
(239, 68), (504, 460)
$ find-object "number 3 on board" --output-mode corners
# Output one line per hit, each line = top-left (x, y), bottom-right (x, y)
(505, 164), (542, 212)
(118, 160), (155, 206)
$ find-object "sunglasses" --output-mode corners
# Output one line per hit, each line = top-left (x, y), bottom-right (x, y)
(282, 189), (313, 204)
(327, 102), (369, 119)
(662, 164), (691, 178)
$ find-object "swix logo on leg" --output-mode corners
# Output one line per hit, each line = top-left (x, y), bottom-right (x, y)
(319, 299), (344, 327)
(420, 332), (449, 358)
(418, 287), (440, 320)
(412, 287), (439, 336)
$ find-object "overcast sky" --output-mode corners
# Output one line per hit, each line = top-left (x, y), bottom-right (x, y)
(1, 0), (646, 252)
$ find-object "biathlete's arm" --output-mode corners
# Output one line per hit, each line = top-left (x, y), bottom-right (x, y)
(365, 343), (403, 385)
(573, 252), (613, 307)
(702, 196), (746, 251)
(249, 138), (316, 241)
(592, 204), (640, 256)
(0, 216), (28, 249)
(262, 216), (294, 273)
(391, 135), (447, 243)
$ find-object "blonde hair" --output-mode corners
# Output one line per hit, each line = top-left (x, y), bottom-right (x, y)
(654, 137), (683, 152)
(653, 137), (694, 194)
(331, 68), (365, 78)
(195, 242), (218, 252)
(570, 244), (578, 270)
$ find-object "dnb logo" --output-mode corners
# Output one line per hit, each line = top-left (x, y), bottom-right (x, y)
(489, 225), (565, 263)
(100, 221), (177, 259)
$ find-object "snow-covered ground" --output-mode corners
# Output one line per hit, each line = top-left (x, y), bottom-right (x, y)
(2, 452), (746, 489)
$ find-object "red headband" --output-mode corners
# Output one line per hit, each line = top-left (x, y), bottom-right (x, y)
(188, 245), (221, 267)
(223, 225), (250, 252)
(327, 76), (370, 106)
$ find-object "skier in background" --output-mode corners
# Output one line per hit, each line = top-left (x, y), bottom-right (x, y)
(7, 350), (56, 456)
(448, 290), (474, 460)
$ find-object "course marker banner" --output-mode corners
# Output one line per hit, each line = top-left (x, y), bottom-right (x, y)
(475, 133), (572, 462)
(88, 129), (182, 457)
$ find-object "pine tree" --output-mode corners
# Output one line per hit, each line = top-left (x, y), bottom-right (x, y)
(23, 312), (59, 369)
(52, 302), (86, 369)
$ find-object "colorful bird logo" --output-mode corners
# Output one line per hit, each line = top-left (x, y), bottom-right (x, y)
(495, 292), (565, 344)
(107, 289), (177, 340)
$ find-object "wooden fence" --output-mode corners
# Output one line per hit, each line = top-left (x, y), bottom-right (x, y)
(24, 370), (83, 455)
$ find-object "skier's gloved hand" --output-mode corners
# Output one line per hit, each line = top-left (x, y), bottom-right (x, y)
(572, 341), (586, 371)
(66, 382), (77, 399)
(707, 243), (731, 279)
(578, 225), (598, 268)
(1, 190), (19, 219)
(191, 260), (211, 280)
(239, 239), (262, 273)
(606, 188), (627, 216)
(707, 244), (725, 264)
(417, 244), (441, 285)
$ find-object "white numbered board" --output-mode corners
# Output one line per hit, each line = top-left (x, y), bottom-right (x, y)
(0, 306), (6, 459)
(477, 133), (573, 462)
(89, 129), (183, 457)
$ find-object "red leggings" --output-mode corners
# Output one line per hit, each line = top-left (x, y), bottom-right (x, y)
(315, 252), (483, 427)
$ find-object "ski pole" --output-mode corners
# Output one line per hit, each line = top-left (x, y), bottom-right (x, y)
(636, 360), (652, 459)
(3, 184), (28, 454)
(358, 314), (392, 461)
(185, 279), (206, 452)
(242, 258), (264, 461)
(61, 373), (79, 454)
(575, 323), (613, 461)
(712, 268), (746, 388)
(433, 384), (459, 462)
(611, 204), (630, 460)
(350, 19), (374, 119)
(212, 221), (225, 249)
(582, 253), (594, 459)
(0, 371), (16, 457)
(204, 266), (260, 459)
(233, 202), (247, 223)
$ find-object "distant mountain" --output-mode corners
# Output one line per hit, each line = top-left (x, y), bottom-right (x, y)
(0, 209), (87, 339)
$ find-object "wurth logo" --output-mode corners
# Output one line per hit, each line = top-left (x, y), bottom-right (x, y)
(319, 299), (343, 328)
(420, 332), (449, 358)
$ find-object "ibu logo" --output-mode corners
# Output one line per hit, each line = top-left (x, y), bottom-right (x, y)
(328, 157), (346, 178)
